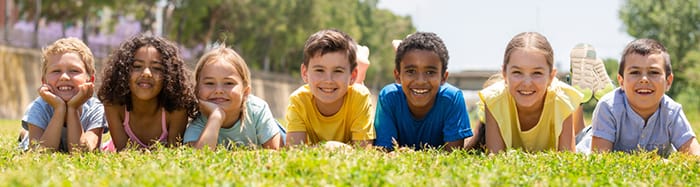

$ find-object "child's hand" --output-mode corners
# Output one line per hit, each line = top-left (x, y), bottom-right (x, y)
(198, 99), (223, 117)
(38, 84), (65, 108)
(67, 82), (94, 108)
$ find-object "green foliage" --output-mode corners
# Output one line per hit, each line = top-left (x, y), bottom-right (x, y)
(619, 0), (700, 99)
(166, 0), (415, 89)
(2, 119), (700, 186)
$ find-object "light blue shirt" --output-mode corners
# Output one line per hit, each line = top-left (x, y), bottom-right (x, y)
(20, 97), (107, 151)
(578, 88), (695, 156)
(184, 95), (283, 149)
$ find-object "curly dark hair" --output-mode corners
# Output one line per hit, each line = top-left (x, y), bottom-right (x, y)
(395, 32), (449, 74)
(98, 34), (197, 118)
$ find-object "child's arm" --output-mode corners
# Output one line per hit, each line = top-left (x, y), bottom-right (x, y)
(557, 112), (576, 152)
(591, 137), (613, 152)
(261, 134), (281, 150)
(104, 104), (128, 151)
(30, 84), (67, 151)
(286, 132), (307, 147)
(189, 100), (224, 150)
(65, 82), (97, 151)
(484, 106), (506, 153)
(443, 140), (465, 152)
(167, 109), (189, 147)
(678, 137), (700, 156)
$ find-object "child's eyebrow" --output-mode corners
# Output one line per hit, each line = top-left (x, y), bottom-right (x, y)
(509, 65), (545, 70)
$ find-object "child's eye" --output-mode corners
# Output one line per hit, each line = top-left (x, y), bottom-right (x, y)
(511, 71), (521, 75)
(203, 82), (215, 86)
(225, 81), (237, 86)
(334, 69), (344, 73)
(314, 69), (324, 73)
(405, 69), (416, 74)
(629, 71), (640, 75)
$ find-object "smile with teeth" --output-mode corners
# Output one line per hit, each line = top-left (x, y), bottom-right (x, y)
(635, 88), (654, 94)
(137, 81), (153, 88)
(57, 86), (73, 91)
(319, 87), (337, 93)
(518, 90), (535, 96)
(411, 88), (429, 95)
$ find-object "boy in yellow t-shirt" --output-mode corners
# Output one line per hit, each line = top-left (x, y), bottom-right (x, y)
(285, 29), (375, 148)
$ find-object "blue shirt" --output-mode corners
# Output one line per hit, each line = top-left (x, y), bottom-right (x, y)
(374, 83), (472, 151)
(589, 88), (696, 155)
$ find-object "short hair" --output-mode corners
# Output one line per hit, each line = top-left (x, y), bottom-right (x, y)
(618, 38), (672, 78)
(302, 29), (357, 70)
(395, 32), (449, 74)
(41, 37), (95, 77)
(502, 32), (554, 72)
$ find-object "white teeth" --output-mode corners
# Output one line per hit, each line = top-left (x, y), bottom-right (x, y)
(58, 86), (72, 91)
(412, 89), (428, 94)
(518, 91), (534, 95)
(636, 89), (653, 93)
(320, 88), (335, 93)
(138, 83), (152, 88)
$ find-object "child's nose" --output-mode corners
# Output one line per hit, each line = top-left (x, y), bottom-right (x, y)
(141, 67), (153, 77)
(59, 72), (70, 80)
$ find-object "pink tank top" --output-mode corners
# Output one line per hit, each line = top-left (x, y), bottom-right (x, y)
(123, 108), (168, 148)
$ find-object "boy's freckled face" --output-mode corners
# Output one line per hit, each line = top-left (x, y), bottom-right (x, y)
(503, 49), (554, 110)
(197, 60), (248, 115)
(44, 52), (91, 101)
(129, 46), (164, 101)
(618, 53), (672, 117)
(395, 50), (445, 110)
(302, 51), (356, 106)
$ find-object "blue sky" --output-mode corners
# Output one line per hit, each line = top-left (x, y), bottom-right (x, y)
(377, 0), (635, 72)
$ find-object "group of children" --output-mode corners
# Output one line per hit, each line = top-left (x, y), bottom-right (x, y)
(17, 28), (700, 156)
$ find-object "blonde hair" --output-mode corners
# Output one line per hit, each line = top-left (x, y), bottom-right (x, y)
(502, 32), (554, 72)
(193, 44), (251, 129)
(41, 37), (95, 77)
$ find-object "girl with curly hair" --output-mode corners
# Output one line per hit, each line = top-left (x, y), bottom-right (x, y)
(99, 35), (196, 152)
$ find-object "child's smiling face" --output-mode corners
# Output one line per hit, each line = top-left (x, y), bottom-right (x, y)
(618, 53), (672, 118)
(301, 51), (356, 106)
(503, 48), (555, 111)
(197, 60), (249, 116)
(395, 50), (446, 114)
(129, 46), (164, 101)
(44, 52), (91, 101)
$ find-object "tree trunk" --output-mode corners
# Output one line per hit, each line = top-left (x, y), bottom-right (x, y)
(32, 0), (40, 48)
(82, 14), (88, 44)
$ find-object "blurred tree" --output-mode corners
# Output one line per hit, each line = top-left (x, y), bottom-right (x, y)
(165, 0), (415, 88)
(619, 0), (700, 98)
(602, 58), (619, 86)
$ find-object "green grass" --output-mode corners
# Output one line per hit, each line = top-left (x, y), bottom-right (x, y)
(1, 119), (700, 186)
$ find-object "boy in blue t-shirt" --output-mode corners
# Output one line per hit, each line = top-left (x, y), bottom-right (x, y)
(374, 32), (472, 151)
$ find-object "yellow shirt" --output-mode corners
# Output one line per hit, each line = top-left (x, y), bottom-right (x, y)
(479, 79), (582, 151)
(285, 84), (375, 144)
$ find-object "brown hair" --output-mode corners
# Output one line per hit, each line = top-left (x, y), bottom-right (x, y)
(41, 37), (95, 79)
(98, 34), (197, 118)
(302, 29), (357, 70)
(502, 32), (554, 72)
(619, 38), (672, 78)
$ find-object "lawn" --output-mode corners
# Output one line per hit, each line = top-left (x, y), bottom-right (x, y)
(1, 119), (699, 186)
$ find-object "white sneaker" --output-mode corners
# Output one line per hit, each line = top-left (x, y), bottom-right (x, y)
(570, 43), (614, 103)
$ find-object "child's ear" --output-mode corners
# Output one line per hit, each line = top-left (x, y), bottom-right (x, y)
(617, 74), (624, 87)
(440, 71), (449, 85)
(349, 68), (358, 84)
(243, 86), (251, 97)
(300, 64), (309, 83)
(393, 69), (400, 84)
(665, 73), (674, 91)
